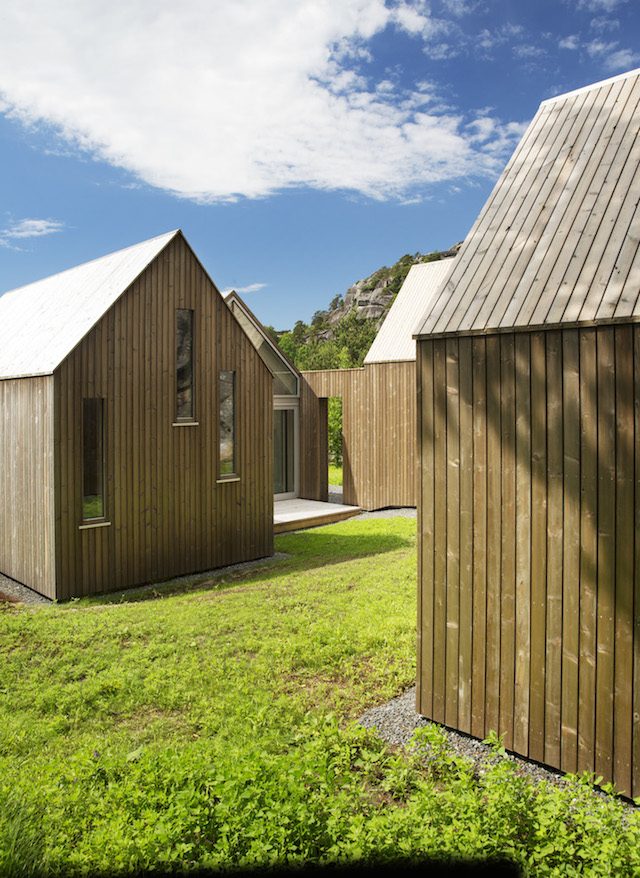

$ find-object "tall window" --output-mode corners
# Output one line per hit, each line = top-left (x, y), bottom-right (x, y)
(219, 370), (236, 475)
(176, 308), (194, 419)
(83, 398), (105, 520)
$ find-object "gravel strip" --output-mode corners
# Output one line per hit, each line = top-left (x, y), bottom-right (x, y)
(0, 553), (291, 608)
(329, 484), (417, 519)
(355, 506), (416, 520)
(0, 572), (52, 607)
(360, 686), (635, 809)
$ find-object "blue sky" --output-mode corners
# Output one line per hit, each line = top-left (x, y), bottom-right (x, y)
(0, 0), (638, 329)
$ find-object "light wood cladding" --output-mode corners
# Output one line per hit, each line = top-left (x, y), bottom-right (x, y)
(0, 233), (274, 601)
(0, 376), (56, 598)
(417, 324), (640, 797)
(301, 362), (416, 510)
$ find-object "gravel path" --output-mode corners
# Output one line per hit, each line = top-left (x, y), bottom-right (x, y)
(0, 572), (52, 607)
(328, 484), (416, 519)
(359, 686), (635, 809)
(0, 554), (290, 608)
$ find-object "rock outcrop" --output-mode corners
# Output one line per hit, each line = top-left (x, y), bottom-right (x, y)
(323, 242), (461, 336)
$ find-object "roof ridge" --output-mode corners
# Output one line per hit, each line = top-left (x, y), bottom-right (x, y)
(540, 66), (640, 107)
(1, 229), (180, 298)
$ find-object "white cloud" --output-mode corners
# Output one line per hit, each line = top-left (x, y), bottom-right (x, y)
(225, 283), (268, 295)
(577, 0), (626, 11)
(0, 0), (519, 203)
(0, 218), (64, 248)
(3, 218), (64, 238)
(440, 0), (478, 17)
(589, 16), (620, 31)
(586, 37), (640, 71)
(559, 35), (581, 49)
(513, 44), (546, 59)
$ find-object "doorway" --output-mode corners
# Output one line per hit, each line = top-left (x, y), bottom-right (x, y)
(274, 403), (299, 499)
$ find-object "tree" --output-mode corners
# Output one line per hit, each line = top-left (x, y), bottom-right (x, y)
(327, 398), (343, 465)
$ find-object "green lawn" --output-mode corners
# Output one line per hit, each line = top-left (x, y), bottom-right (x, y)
(1, 516), (638, 876)
(328, 463), (342, 485)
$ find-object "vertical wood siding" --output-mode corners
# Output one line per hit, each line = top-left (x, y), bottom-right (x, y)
(0, 376), (56, 598)
(298, 376), (328, 501)
(417, 324), (640, 796)
(53, 235), (273, 600)
(301, 362), (416, 510)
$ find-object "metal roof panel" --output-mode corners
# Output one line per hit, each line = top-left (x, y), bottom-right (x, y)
(364, 258), (455, 363)
(0, 230), (178, 379)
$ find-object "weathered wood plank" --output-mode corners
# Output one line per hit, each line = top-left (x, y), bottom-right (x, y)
(613, 325), (634, 795)
(595, 328), (616, 782)
(485, 334), (502, 736)
(445, 339), (461, 729)
(417, 340), (435, 719)
(514, 333), (532, 756)
(529, 331), (547, 764)
(561, 329), (580, 774)
(545, 330), (563, 769)
(458, 336), (474, 735)
(471, 336), (488, 740)
(432, 339), (448, 725)
(578, 329), (597, 776)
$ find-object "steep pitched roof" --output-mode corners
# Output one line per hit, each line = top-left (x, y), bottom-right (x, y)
(364, 258), (455, 363)
(224, 290), (300, 395)
(416, 67), (640, 338)
(0, 230), (179, 379)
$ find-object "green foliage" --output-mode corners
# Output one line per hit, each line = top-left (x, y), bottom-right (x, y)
(483, 729), (507, 756)
(2, 516), (639, 876)
(328, 397), (343, 465)
(328, 464), (342, 486)
(275, 249), (447, 459)
(263, 325), (280, 344)
(276, 249), (448, 375)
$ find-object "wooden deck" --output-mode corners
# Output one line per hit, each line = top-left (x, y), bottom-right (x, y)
(274, 498), (361, 533)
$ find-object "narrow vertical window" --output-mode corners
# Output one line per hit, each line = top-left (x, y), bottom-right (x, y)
(176, 308), (194, 419)
(219, 370), (236, 475)
(83, 398), (105, 520)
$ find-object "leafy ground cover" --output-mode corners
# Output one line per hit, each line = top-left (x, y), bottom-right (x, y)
(328, 464), (342, 486)
(1, 517), (639, 876)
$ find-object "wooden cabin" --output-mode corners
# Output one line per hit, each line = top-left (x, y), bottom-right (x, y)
(415, 68), (640, 796)
(301, 258), (454, 510)
(0, 231), (273, 601)
(224, 291), (302, 500)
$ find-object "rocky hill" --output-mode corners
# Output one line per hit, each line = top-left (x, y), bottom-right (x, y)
(272, 243), (461, 368)
(324, 241), (461, 337)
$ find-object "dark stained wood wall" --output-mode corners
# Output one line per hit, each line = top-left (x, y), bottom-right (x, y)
(301, 362), (416, 510)
(417, 324), (640, 797)
(0, 376), (56, 598)
(299, 375), (328, 502)
(53, 235), (273, 600)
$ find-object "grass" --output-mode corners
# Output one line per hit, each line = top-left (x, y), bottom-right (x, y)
(328, 464), (342, 485)
(1, 516), (639, 876)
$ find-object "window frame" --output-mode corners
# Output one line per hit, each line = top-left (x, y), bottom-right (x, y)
(218, 369), (238, 480)
(81, 397), (107, 524)
(176, 307), (196, 422)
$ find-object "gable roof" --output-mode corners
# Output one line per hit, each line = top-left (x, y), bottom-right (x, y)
(0, 230), (179, 379)
(416, 67), (640, 338)
(364, 258), (455, 364)
(224, 290), (300, 395)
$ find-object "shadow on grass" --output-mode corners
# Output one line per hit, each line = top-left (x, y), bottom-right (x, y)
(71, 521), (415, 608)
(275, 527), (412, 565)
